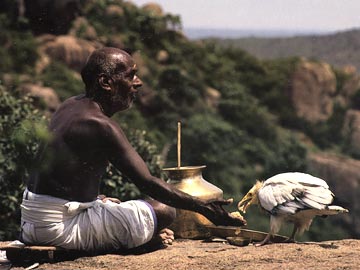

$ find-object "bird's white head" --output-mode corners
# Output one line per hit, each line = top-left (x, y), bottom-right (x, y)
(238, 181), (263, 213)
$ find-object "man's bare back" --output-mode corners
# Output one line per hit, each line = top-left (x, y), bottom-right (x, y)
(27, 95), (114, 201)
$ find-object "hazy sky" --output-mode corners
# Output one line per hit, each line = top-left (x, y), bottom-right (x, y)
(131, 0), (360, 31)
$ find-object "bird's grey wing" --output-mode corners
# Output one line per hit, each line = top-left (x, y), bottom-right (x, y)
(266, 172), (329, 188)
(258, 175), (334, 215)
(258, 181), (299, 214)
(297, 184), (334, 210)
(286, 173), (334, 209)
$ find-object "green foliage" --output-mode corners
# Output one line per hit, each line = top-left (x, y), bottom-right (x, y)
(334, 68), (352, 94)
(0, 14), (38, 74)
(83, 0), (182, 52)
(101, 163), (142, 201)
(175, 114), (254, 194)
(351, 89), (360, 110)
(158, 66), (202, 107)
(0, 85), (50, 240)
(217, 81), (277, 142)
(84, 0), (126, 37)
(262, 130), (307, 177)
(302, 104), (347, 149)
(306, 217), (350, 241)
(40, 61), (84, 100)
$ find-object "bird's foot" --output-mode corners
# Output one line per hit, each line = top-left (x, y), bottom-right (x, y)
(254, 235), (272, 247)
(283, 237), (296, 244)
(254, 240), (272, 247)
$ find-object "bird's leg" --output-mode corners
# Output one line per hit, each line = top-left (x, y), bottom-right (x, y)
(284, 224), (297, 243)
(255, 233), (272, 247)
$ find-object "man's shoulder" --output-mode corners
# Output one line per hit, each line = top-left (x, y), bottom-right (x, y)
(53, 95), (126, 140)
(59, 114), (119, 149)
(60, 96), (110, 122)
(73, 111), (123, 137)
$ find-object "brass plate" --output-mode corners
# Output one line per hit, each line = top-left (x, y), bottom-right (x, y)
(206, 226), (288, 243)
(0, 243), (61, 251)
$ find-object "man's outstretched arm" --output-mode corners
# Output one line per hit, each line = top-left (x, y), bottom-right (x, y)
(105, 122), (246, 227)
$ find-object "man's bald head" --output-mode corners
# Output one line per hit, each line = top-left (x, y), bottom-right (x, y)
(81, 47), (133, 97)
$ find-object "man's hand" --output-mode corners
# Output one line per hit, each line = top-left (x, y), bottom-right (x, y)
(97, 194), (121, 204)
(201, 198), (247, 227)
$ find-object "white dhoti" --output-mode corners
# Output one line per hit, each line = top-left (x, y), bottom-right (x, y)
(20, 189), (157, 252)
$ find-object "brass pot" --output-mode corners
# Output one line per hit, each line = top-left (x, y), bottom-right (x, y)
(163, 165), (223, 239)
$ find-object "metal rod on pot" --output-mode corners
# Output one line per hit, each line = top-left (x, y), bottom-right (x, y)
(177, 121), (181, 168)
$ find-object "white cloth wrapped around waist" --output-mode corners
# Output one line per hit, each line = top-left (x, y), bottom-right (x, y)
(20, 189), (156, 251)
(21, 199), (96, 223)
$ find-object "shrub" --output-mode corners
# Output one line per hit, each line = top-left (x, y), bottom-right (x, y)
(40, 61), (84, 100)
(0, 85), (50, 240)
(0, 14), (38, 74)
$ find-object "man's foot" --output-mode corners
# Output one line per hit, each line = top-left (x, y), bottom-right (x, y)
(157, 228), (174, 245)
(123, 228), (175, 255)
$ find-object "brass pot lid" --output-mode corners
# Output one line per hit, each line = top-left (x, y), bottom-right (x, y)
(162, 165), (206, 171)
(163, 165), (207, 180)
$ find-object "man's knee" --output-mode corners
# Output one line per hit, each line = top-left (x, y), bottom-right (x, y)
(146, 200), (176, 229)
(162, 204), (176, 223)
(155, 202), (176, 228)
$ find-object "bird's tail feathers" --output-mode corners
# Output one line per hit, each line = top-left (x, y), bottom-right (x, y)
(326, 205), (349, 214)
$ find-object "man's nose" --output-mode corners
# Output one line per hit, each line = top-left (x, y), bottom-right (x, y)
(133, 75), (142, 88)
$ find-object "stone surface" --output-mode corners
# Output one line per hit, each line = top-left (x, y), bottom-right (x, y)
(38, 35), (101, 72)
(142, 3), (163, 16)
(204, 87), (221, 109)
(20, 83), (60, 113)
(289, 59), (336, 123)
(308, 153), (360, 237)
(5, 239), (360, 270)
(342, 110), (360, 156)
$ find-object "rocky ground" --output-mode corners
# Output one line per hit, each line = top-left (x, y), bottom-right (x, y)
(2, 239), (359, 270)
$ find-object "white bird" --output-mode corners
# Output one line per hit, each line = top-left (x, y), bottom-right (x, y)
(237, 172), (349, 246)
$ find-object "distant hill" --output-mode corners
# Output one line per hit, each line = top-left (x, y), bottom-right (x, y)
(214, 28), (360, 71)
(183, 27), (331, 39)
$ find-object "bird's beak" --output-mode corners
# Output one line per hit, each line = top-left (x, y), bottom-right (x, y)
(238, 195), (252, 213)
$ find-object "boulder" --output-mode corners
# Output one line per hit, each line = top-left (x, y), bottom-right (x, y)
(105, 4), (124, 17)
(69, 17), (97, 40)
(308, 153), (360, 237)
(20, 83), (60, 113)
(106, 35), (125, 50)
(142, 3), (163, 16)
(132, 52), (149, 78)
(289, 59), (336, 123)
(204, 87), (221, 109)
(38, 35), (101, 72)
(156, 50), (169, 64)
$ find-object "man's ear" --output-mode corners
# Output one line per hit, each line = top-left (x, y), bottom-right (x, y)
(98, 74), (112, 91)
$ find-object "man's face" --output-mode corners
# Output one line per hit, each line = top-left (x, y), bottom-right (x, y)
(109, 53), (142, 112)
